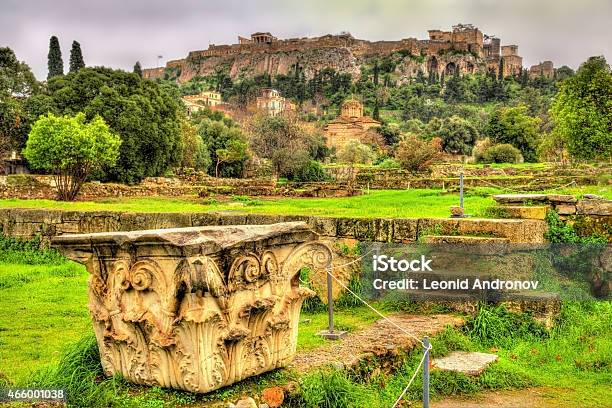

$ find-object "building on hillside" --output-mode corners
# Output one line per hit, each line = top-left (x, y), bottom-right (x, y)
(182, 90), (223, 115)
(500, 45), (523, 77)
(529, 61), (555, 79)
(256, 88), (295, 116)
(324, 98), (381, 151)
(2, 151), (29, 175)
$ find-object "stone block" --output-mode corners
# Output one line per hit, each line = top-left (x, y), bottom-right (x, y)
(433, 351), (498, 376)
(493, 194), (548, 204)
(392, 219), (418, 242)
(51, 222), (331, 394)
(555, 204), (576, 215)
(496, 205), (548, 220)
(546, 194), (577, 204)
(576, 199), (612, 216)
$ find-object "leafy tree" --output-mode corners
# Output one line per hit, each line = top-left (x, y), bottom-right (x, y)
(551, 56), (612, 161)
(47, 36), (63, 79)
(179, 119), (210, 171)
(395, 135), (441, 173)
(427, 116), (478, 155)
(43, 67), (183, 183)
(337, 139), (375, 189)
(197, 118), (248, 177)
(0, 47), (39, 154)
(133, 61), (143, 78)
(69, 41), (85, 72)
(215, 139), (247, 177)
(486, 105), (540, 162)
(23, 113), (121, 200)
(247, 114), (317, 178)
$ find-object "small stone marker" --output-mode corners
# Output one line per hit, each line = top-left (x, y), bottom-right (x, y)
(433, 351), (498, 376)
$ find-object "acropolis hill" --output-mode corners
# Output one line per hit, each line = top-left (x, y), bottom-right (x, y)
(143, 24), (554, 83)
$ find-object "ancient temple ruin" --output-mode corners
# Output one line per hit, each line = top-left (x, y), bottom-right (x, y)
(52, 222), (332, 393)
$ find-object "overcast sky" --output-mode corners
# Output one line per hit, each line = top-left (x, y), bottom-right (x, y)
(2, 0), (611, 80)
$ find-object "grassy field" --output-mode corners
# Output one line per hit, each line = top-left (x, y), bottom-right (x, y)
(1, 234), (611, 407)
(0, 240), (378, 385)
(0, 185), (610, 219)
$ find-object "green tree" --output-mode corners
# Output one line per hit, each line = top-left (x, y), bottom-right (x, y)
(179, 119), (210, 171)
(44, 67), (183, 183)
(215, 139), (248, 177)
(69, 41), (85, 72)
(486, 105), (541, 162)
(23, 113), (121, 200)
(395, 134), (441, 173)
(0, 47), (39, 154)
(427, 116), (478, 155)
(551, 56), (612, 161)
(247, 114), (316, 178)
(133, 61), (143, 78)
(197, 118), (248, 177)
(47, 36), (63, 79)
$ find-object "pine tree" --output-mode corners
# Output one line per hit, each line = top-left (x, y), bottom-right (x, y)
(133, 61), (143, 78)
(69, 41), (85, 72)
(47, 36), (63, 79)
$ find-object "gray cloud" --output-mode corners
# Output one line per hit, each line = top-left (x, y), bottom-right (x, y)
(1, 0), (611, 80)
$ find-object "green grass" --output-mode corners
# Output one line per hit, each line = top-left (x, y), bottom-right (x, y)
(0, 189), (498, 218)
(0, 247), (91, 385)
(291, 302), (612, 408)
(1, 239), (611, 407)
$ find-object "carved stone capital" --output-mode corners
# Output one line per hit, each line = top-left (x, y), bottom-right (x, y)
(52, 222), (330, 393)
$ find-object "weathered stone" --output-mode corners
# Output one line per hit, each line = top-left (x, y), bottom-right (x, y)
(493, 194), (548, 204)
(494, 205), (548, 220)
(555, 204), (577, 215)
(433, 351), (498, 376)
(450, 205), (464, 217)
(234, 397), (258, 408)
(576, 199), (612, 216)
(422, 235), (510, 245)
(51, 222), (332, 394)
(546, 194), (577, 204)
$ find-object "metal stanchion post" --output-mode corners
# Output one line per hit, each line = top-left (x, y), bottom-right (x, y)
(423, 337), (430, 408)
(317, 265), (347, 340)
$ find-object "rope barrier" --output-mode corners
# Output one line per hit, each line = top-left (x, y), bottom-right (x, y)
(391, 343), (432, 408)
(302, 248), (433, 406)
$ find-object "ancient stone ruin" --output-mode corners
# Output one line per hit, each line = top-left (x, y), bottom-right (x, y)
(51, 222), (332, 393)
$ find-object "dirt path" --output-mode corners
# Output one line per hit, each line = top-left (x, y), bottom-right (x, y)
(290, 314), (465, 372)
(431, 387), (579, 408)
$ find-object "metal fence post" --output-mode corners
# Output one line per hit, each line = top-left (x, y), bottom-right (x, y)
(327, 266), (334, 334)
(459, 171), (464, 210)
(423, 337), (430, 408)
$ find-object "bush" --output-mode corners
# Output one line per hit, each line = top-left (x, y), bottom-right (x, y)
(394, 135), (441, 172)
(377, 158), (401, 169)
(472, 138), (493, 163)
(290, 160), (331, 182)
(481, 144), (523, 164)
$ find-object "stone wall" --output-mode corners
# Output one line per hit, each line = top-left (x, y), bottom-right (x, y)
(0, 208), (547, 244)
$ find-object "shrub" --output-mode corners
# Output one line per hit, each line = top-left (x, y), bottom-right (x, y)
(472, 138), (493, 163)
(377, 158), (401, 169)
(394, 134), (441, 172)
(481, 144), (523, 164)
(290, 160), (331, 182)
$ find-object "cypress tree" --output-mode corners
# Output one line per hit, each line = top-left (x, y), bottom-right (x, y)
(47, 36), (63, 79)
(69, 41), (85, 72)
(133, 61), (143, 78)
(373, 99), (380, 121)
